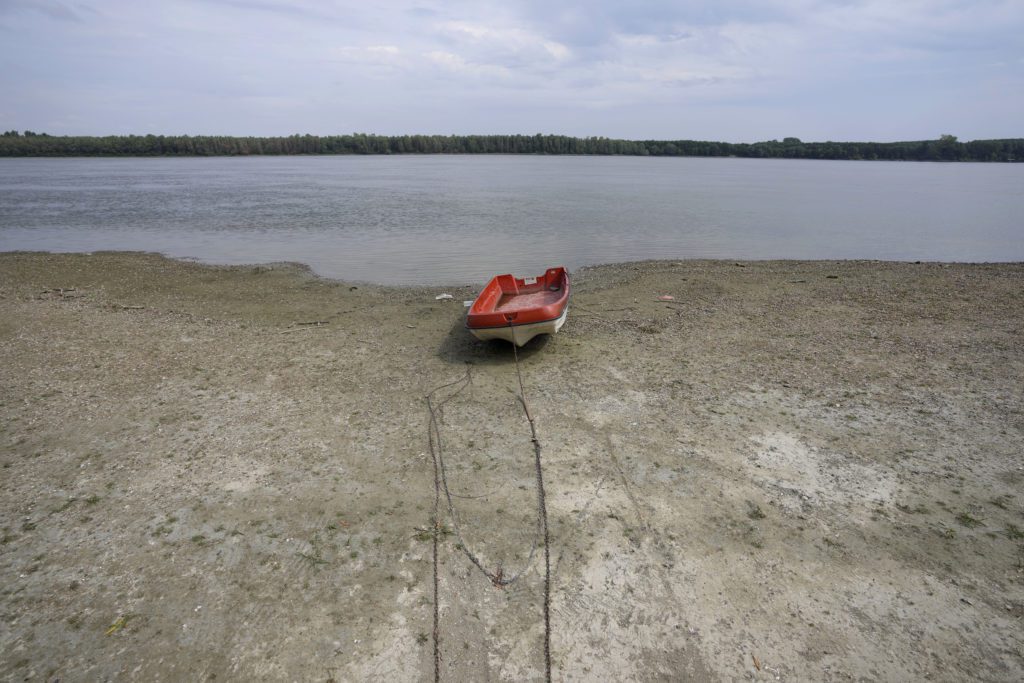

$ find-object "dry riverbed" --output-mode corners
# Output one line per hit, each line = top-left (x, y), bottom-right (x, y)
(1, 252), (1022, 681)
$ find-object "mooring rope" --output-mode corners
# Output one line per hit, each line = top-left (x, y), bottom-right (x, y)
(426, 331), (553, 682)
(427, 370), (541, 587)
(432, 417), (441, 683)
(424, 372), (471, 682)
(511, 338), (553, 683)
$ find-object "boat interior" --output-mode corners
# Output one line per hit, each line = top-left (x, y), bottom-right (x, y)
(490, 269), (566, 313)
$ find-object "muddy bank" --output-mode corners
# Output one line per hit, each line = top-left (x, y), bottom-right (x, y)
(1, 252), (1022, 681)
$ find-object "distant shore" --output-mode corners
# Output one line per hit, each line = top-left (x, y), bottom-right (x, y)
(2, 131), (1021, 161)
(1, 252), (1022, 680)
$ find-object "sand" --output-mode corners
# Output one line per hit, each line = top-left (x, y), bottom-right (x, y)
(1, 252), (1022, 681)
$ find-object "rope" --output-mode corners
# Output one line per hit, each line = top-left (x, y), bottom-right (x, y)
(426, 325), (553, 682)
(432, 429), (441, 683)
(427, 374), (467, 683)
(512, 339), (553, 683)
(427, 370), (541, 587)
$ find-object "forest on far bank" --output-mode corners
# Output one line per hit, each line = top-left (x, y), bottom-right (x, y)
(1, 131), (1020, 161)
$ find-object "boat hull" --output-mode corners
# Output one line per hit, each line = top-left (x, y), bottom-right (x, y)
(469, 307), (568, 346)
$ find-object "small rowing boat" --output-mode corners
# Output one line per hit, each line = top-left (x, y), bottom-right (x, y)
(466, 267), (570, 346)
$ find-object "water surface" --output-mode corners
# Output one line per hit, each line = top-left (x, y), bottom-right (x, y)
(1, 156), (1021, 284)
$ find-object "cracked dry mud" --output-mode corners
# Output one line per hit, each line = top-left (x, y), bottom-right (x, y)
(1, 252), (1022, 681)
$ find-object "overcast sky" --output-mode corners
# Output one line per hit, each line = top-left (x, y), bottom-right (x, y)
(1, 0), (1021, 141)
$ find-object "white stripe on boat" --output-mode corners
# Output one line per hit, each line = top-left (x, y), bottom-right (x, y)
(468, 308), (568, 347)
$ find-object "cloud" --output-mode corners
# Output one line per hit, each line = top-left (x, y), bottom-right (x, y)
(0, 0), (1020, 139)
(330, 45), (403, 66)
(437, 20), (571, 61)
(0, 0), (84, 22)
(190, 0), (353, 24)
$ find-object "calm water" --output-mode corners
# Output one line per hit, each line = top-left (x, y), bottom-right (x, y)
(0, 156), (1021, 284)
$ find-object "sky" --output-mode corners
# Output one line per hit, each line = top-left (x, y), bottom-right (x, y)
(1, 0), (1022, 142)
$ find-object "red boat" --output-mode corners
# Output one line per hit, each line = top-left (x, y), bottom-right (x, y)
(466, 267), (570, 346)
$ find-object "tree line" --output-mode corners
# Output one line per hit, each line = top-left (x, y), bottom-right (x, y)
(0, 130), (1020, 161)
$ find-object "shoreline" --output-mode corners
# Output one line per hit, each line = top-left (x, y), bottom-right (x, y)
(3, 249), (1022, 289)
(3, 131), (1021, 162)
(1, 153), (1018, 163)
(2, 252), (1022, 680)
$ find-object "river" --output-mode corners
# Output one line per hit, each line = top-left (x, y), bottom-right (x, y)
(1, 155), (1021, 284)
